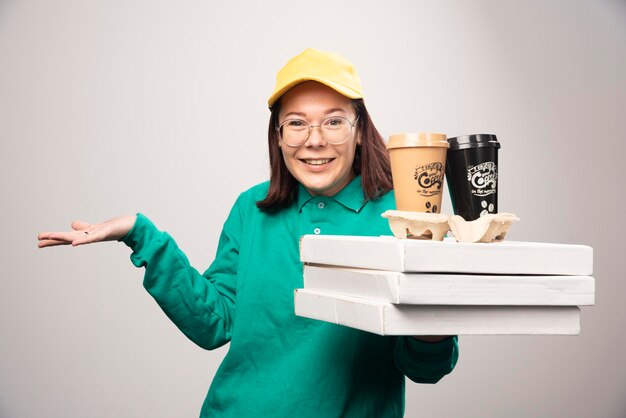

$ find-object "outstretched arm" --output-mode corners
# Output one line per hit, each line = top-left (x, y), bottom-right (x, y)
(37, 206), (241, 350)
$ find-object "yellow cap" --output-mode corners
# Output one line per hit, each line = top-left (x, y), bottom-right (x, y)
(268, 48), (364, 108)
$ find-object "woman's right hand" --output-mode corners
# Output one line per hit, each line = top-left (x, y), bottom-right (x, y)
(37, 215), (137, 248)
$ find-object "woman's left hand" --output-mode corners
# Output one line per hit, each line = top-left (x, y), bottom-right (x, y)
(411, 336), (451, 343)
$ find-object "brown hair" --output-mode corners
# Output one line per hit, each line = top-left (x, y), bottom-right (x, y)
(256, 98), (393, 210)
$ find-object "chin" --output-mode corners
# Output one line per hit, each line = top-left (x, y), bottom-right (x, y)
(298, 173), (349, 197)
(301, 179), (333, 194)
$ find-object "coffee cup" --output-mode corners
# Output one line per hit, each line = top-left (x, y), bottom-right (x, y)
(386, 133), (449, 213)
(445, 134), (501, 221)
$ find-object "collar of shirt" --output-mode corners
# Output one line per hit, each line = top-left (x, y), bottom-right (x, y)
(296, 175), (368, 213)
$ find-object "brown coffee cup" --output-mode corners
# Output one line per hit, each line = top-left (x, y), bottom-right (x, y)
(387, 132), (449, 213)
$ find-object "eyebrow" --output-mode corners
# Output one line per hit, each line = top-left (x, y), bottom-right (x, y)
(284, 108), (348, 118)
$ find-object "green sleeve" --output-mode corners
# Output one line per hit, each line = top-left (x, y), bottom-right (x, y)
(393, 336), (459, 383)
(122, 202), (243, 350)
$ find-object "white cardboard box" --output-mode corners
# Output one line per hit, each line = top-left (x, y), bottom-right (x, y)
(294, 289), (581, 335)
(304, 265), (595, 306)
(300, 235), (593, 275)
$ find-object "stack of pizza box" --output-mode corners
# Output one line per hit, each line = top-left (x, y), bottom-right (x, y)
(294, 235), (594, 335)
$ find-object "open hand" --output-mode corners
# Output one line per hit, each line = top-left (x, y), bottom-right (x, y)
(37, 215), (137, 248)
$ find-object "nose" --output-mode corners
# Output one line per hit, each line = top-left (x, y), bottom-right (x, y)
(305, 125), (326, 147)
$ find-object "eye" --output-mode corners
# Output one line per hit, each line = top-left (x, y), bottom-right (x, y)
(323, 117), (347, 127)
(322, 116), (348, 129)
(283, 119), (308, 131)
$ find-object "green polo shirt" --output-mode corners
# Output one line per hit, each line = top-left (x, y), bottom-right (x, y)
(123, 176), (458, 417)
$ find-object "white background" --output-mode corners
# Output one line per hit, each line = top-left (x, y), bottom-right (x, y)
(1, 1), (625, 417)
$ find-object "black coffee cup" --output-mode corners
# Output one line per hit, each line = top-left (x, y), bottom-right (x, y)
(445, 134), (501, 221)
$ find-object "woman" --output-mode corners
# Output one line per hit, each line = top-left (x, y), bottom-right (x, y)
(38, 48), (459, 417)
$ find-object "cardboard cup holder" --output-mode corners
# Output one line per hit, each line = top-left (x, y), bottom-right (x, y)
(381, 211), (450, 241)
(381, 210), (519, 243)
(448, 213), (519, 243)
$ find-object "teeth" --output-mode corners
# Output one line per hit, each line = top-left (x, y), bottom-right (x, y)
(304, 159), (331, 165)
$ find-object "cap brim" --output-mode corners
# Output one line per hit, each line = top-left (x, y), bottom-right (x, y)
(268, 77), (363, 108)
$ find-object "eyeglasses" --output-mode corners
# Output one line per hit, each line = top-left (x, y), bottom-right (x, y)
(277, 116), (359, 147)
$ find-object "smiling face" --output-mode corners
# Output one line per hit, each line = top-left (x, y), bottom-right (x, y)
(278, 81), (360, 197)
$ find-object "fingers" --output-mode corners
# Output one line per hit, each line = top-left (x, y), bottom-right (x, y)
(38, 220), (93, 248)
(38, 239), (71, 248)
(37, 232), (54, 240)
(37, 231), (72, 243)
(37, 230), (97, 248)
(38, 218), (122, 249)
(40, 231), (81, 243)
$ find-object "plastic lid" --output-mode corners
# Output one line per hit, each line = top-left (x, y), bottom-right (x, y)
(447, 134), (501, 151)
(387, 132), (449, 149)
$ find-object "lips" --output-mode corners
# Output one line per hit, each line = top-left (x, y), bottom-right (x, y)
(300, 158), (335, 166)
